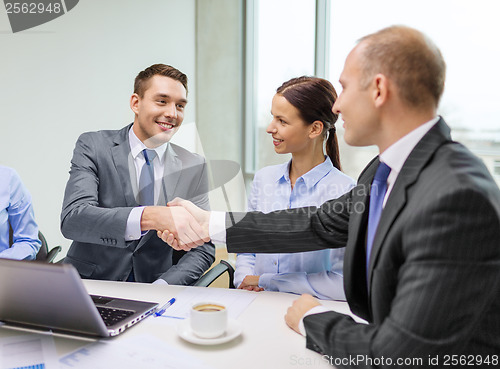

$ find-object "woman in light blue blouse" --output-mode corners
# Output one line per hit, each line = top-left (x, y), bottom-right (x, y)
(234, 77), (355, 300)
(0, 166), (41, 259)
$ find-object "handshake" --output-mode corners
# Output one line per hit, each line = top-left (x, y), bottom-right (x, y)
(141, 198), (211, 251)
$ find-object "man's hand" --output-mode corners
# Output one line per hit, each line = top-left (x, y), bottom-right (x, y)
(141, 205), (209, 249)
(168, 198), (210, 226)
(285, 294), (321, 334)
(157, 198), (211, 251)
(238, 275), (264, 292)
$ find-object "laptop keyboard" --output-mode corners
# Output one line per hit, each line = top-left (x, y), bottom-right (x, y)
(91, 295), (114, 304)
(96, 306), (135, 327)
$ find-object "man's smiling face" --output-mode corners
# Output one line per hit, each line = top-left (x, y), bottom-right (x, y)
(131, 75), (187, 147)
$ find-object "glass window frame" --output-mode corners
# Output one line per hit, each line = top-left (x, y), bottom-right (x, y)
(243, 0), (331, 183)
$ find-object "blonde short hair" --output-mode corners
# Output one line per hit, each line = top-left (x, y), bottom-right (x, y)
(358, 25), (446, 108)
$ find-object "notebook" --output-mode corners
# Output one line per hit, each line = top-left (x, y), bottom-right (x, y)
(0, 259), (158, 337)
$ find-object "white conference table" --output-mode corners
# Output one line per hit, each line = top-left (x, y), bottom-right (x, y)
(1, 280), (359, 368)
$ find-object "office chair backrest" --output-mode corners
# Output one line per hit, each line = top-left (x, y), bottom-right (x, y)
(193, 260), (235, 288)
(35, 231), (49, 261)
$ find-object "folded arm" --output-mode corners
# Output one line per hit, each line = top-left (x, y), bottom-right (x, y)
(234, 253), (257, 288)
(262, 270), (345, 301)
(159, 241), (215, 285)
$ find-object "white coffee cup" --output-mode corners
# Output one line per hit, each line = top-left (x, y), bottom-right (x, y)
(190, 302), (228, 339)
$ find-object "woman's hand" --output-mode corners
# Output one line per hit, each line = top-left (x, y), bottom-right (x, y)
(238, 275), (264, 292)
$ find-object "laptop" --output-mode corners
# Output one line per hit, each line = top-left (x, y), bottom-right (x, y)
(0, 259), (158, 337)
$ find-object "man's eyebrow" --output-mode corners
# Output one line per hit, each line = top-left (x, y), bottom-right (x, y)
(154, 93), (188, 104)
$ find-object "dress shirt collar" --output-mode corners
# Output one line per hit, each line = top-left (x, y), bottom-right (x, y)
(275, 160), (291, 183)
(276, 156), (333, 189)
(379, 116), (440, 175)
(128, 127), (168, 165)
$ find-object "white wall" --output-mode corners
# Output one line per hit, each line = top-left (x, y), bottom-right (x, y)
(195, 0), (248, 222)
(0, 0), (196, 258)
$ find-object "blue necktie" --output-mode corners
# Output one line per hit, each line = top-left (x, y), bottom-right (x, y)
(128, 149), (157, 282)
(366, 162), (391, 278)
(138, 149), (157, 206)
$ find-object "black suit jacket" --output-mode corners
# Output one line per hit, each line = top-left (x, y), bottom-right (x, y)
(225, 119), (500, 367)
(61, 124), (215, 284)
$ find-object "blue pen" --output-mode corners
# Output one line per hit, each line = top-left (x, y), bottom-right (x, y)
(155, 297), (176, 316)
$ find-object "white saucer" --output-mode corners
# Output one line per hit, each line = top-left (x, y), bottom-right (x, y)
(177, 318), (242, 345)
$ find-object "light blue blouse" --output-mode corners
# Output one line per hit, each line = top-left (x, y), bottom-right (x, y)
(0, 166), (41, 260)
(234, 157), (355, 300)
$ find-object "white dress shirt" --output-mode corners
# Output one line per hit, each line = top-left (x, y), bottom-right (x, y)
(124, 128), (168, 241)
(379, 117), (440, 207)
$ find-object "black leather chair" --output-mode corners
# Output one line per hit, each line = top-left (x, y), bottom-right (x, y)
(9, 225), (62, 263)
(36, 231), (62, 263)
(193, 260), (235, 288)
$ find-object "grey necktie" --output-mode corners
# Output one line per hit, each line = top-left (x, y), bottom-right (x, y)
(138, 149), (157, 206)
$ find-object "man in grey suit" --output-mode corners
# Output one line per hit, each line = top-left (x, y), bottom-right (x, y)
(160, 27), (500, 367)
(61, 64), (214, 284)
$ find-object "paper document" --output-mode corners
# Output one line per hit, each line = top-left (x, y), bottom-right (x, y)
(158, 287), (257, 320)
(59, 335), (213, 369)
(0, 334), (58, 369)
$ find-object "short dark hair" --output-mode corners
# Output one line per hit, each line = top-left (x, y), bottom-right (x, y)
(134, 64), (188, 97)
(358, 25), (446, 108)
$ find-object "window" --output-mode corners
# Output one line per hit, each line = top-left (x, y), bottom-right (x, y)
(245, 0), (316, 176)
(494, 161), (500, 177)
(329, 0), (500, 184)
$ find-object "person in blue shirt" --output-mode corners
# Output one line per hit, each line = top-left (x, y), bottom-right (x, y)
(234, 76), (355, 300)
(0, 166), (41, 260)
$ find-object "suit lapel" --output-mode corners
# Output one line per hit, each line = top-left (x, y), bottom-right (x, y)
(344, 185), (371, 317)
(161, 143), (181, 204)
(110, 124), (137, 207)
(367, 118), (452, 288)
(343, 158), (377, 319)
(348, 160), (377, 263)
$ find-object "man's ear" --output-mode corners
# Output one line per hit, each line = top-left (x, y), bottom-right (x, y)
(309, 120), (324, 139)
(373, 73), (389, 108)
(130, 93), (140, 114)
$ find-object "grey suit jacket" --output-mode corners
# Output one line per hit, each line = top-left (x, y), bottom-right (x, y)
(225, 119), (500, 367)
(61, 124), (215, 284)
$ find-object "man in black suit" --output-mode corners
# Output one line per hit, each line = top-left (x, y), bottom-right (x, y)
(161, 26), (500, 367)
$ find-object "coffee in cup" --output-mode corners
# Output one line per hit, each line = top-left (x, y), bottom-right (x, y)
(193, 304), (225, 312)
(190, 302), (227, 338)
